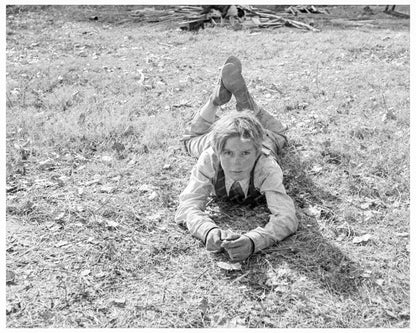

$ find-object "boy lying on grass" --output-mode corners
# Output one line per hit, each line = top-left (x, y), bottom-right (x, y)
(175, 56), (298, 261)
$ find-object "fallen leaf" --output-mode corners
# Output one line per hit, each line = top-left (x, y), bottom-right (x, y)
(102, 155), (113, 162)
(123, 125), (135, 136)
(384, 309), (399, 319)
(148, 191), (158, 200)
(95, 272), (107, 278)
(38, 159), (55, 170)
(128, 158), (137, 166)
(112, 298), (126, 307)
(111, 175), (121, 182)
(262, 316), (273, 326)
(303, 206), (321, 218)
(6, 185), (19, 193)
(363, 210), (373, 221)
(54, 212), (66, 221)
(85, 177), (101, 186)
(112, 142), (125, 153)
(39, 159), (53, 166)
(217, 261), (242, 271)
(147, 213), (162, 222)
(395, 232), (409, 237)
(227, 316), (246, 328)
(310, 165), (323, 174)
(78, 112), (86, 125)
(55, 240), (70, 247)
(336, 234), (346, 242)
(75, 154), (87, 161)
(352, 234), (372, 244)
(209, 310), (228, 326)
(198, 297), (209, 314)
(6, 302), (21, 315)
(361, 270), (372, 278)
(173, 100), (192, 108)
(138, 184), (156, 192)
(375, 279), (384, 287)
(107, 220), (119, 229)
(81, 269), (91, 276)
(6, 270), (16, 284)
(100, 185), (114, 193)
(381, 108), (396, 122)
(360, 202), (371, 210)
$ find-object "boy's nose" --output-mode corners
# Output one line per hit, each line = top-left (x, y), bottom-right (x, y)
(232, 156), (242, 167)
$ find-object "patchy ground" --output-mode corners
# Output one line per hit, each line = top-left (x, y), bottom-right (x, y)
(5, 5), (410, 328)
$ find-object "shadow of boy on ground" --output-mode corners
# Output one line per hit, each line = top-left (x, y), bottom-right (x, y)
(206, 145), (365, 299)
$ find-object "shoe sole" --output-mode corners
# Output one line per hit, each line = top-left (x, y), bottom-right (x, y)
(224, 56), (242, 73)
(221, 63), (248, 95)
(213, 56), (243, 106)
(222, 63), (258, 112)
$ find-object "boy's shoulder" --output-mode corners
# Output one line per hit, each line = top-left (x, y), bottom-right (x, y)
(196, 147), (220, 172)
(199, 147), (218, 163)
(254, 152), (283, 178)
(258, 151), (281, 167)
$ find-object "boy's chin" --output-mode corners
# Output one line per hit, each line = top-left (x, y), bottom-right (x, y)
(227, 171), (250, 181)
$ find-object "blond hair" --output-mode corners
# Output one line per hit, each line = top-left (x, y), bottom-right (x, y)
(210, 111), (264, 154)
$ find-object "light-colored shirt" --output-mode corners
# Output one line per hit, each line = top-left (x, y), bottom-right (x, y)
(225, 177), (249, 197)
(175, 147), (298, 253)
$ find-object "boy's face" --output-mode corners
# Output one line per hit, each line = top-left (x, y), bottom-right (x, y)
(219, 136), (259, 181)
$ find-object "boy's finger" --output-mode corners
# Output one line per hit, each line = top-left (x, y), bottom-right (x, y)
(222, 239), (243, 249)
(224, 234), (240, 241)
(220, 230), (240, 241)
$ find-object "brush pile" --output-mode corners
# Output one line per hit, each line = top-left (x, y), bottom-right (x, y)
(129, 5), (325, 32)
(285, 5), (329, 16)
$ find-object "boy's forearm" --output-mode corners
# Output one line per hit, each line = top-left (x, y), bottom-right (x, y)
(175, 205), (218, 242)
(245, 213), (298, 253)
(244, 187), (298, 252)
(188, 215), (219, 242)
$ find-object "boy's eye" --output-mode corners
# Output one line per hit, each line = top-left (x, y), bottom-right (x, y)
(242, 151), (252, 156)
(223, 151), (233, 156)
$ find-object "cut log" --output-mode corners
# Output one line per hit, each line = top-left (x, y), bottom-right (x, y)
(179, 18), (207, 31)
(242, 6), (319, 31)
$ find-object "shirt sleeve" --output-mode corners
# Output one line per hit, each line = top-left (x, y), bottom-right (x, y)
(175, 148), (219, 243)
(245, 155), (298, 253)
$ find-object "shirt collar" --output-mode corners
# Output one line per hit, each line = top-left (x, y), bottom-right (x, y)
(225, 176), (250, 197)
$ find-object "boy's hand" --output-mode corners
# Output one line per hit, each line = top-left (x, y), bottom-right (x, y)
(206, 229), (240, 252)
(222, 235), (254, 262)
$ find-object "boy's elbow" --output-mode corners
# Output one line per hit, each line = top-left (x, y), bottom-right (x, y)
(289, 221), (298, 237)
(174, 204), (186, 226)
(291, 214), (299, 232)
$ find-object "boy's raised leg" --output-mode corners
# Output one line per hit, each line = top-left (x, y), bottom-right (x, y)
(211, 56), (242, 106)
(221, 57), (289, 152)
(221, 63), (258, 112)
(181, 96), (217, 158)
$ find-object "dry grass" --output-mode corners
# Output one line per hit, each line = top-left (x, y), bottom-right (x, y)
(5, 5), (410, 328)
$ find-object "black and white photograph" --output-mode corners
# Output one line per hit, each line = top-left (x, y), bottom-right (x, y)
(4, 2), (412, 329)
